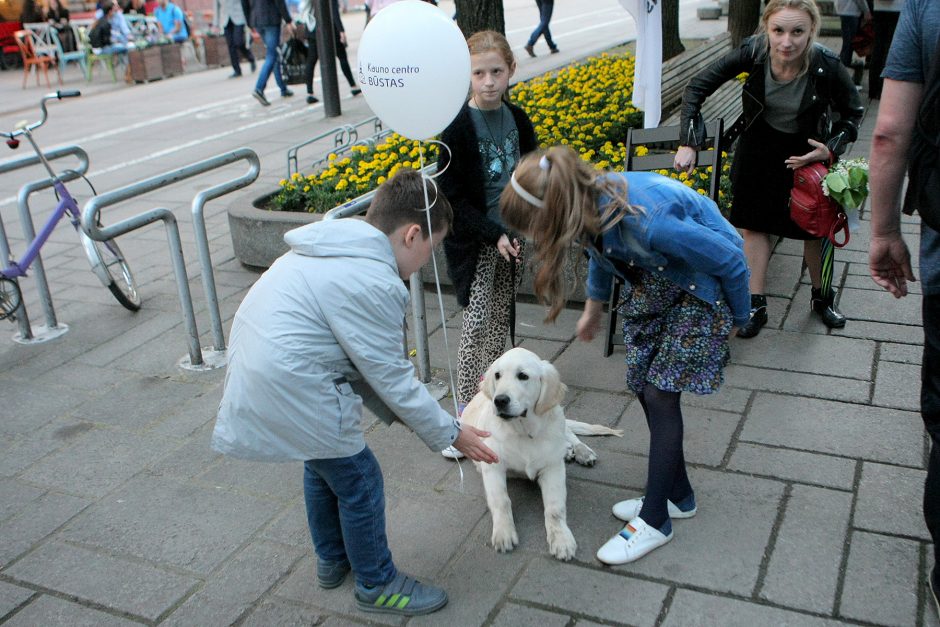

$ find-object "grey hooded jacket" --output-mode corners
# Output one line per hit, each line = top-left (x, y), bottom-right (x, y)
(211, 218), (460, 461)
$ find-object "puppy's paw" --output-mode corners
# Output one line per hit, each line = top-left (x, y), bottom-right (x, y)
(572, 442), (597, 466)
(547, 525), (577, 561)
(491, 524), (519, 553)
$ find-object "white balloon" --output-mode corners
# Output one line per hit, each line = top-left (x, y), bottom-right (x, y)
(357, 1), (470, 141)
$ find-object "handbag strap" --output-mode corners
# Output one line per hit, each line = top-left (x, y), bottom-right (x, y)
(828, 211), (850, 248)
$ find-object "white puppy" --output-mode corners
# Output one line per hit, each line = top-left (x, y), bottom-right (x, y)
(460, 347), (623, 560)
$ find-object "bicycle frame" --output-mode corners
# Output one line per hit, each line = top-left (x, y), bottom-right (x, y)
(0, 179), (78, 279)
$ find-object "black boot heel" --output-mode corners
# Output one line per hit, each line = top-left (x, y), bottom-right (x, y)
(811, 288), (847, 329)
(737, 294), (768, 339)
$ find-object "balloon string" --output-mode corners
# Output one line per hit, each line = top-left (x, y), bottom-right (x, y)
(418, 145), (464, 486)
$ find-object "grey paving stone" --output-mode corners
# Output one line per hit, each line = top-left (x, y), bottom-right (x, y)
(553, 338), (630, 393)
(516, 337), (569, 363)
(69, 374), (206, 431)
(147, 385), (222, 439)
(727, 443), (857, 490)
(841, 286), (922, 325)
(74, 311), (186, 367)
(148, 423), (223, 480)
(509, 558), (668, 626)
(240, 598), (326, 627)
(19, 428), (179, 498)
(0, 420), (88, 479)
(4, 541), (197, 622)
(0, 478), (45, 525)
(593, 402), (739, 467)
(741, 394), (924, 467)
(730, 330), (875, 380)
(663, 589), (848, 626)
(491, 602), (571, 627)
(840, 530), (920, 626)
(760, 485), (853, 613)
(723, 365), (871, 404)
(3, 595), (139, 626)
(195, 455), (302, 501)
(832, 319), (924, 344)
(566, 449), (649, 492)
(881, 342), (924, 365)
(564, 389), (630, 429)
(258, 498), (311, 548)
(612, 469), (783, 596)
(367, 420), (463, 492)
(873, 360), (922, 411)
(0, 581), (34, 620)
(0, 490), (90, 567)
(163, 541), (306, 626)
(60, 473), (279, 575)
(855, 462), (930, 541)
(0, 377), (93, 438)
(681, 385), (752, 414)
(764, 254), (805, 297)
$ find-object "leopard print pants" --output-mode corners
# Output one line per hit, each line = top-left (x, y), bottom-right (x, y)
(456, 244), (523, 405)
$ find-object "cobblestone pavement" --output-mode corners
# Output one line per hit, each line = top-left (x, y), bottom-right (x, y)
(0, 4), (935, 626)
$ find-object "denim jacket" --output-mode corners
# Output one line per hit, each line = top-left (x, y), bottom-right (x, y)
(585, 172), (751, 327)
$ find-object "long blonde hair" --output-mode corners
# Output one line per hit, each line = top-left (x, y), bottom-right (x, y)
(500, 145), (635, 322)
(755, 0), (821, 77)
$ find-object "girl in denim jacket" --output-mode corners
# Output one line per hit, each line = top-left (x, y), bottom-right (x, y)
(501, 146), (750, 564)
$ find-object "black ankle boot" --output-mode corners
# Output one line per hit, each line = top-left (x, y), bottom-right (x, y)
(736, 294), (768, 339)
(811, 287), (847, 328)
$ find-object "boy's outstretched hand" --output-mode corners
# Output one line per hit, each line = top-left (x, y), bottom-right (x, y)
(453, 425), (499, 463)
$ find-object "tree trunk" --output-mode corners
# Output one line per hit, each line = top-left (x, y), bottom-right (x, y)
(455, 0), (505, 38)
(662, 0), (685, 60)
(729, 0), (762, 47)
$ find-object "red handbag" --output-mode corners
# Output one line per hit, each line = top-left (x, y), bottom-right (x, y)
(790, 161), (850, 247)
(852, 21), (874, 58)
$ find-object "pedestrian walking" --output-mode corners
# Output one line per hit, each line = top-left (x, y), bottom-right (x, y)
(868, 0), (906, 99)
(217, 0), (256, 78)
(867, 0), (940, 611)
(211, 170), (498, 617)
(835, 0), (871, 69)
(299, 0), (361, 104)
(676, 0), (863, 338)
(524, 0), (558, 57)
(500, 145), (750, 563)
(435, 30), (537, 460)
(242, 0), (295, 105)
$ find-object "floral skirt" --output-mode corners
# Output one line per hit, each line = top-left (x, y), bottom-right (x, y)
(619, 269), (733, 395)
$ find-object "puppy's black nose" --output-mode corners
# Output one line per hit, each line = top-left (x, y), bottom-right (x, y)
(493, 395), (510, 410)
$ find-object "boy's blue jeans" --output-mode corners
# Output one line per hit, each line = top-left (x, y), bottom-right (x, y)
(255, 25), (286, 94)
(303, 446), (397, 587)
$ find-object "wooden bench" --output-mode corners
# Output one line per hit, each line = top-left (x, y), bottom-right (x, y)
(660, 31), (743, 134)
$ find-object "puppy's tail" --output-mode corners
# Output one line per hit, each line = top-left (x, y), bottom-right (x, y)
(565, 419), (623, 437)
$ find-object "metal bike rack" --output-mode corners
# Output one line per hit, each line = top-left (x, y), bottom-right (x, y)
(0, 145), (89, 344)
(286, 124), (354, 178)
(82, 148), (260, 371)
(323, 162), (437, 383)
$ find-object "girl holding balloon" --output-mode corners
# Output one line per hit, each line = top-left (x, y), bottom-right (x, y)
(436, 31), (538, 453)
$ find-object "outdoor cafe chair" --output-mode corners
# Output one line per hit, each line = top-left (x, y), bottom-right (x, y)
(13, 29), (61, 88)
(50, 25), (87, 77)
(78, 26), (117, 83)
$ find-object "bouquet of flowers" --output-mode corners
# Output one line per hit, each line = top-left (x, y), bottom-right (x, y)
(822, 158), (869, 209)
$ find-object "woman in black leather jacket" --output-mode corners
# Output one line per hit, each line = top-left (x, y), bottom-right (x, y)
(676, 0), (863, 338)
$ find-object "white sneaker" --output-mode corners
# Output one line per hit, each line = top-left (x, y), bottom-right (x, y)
(441, 446), (464, 459)
(596, 517), (673, 565)
(612, 496), (697, 522)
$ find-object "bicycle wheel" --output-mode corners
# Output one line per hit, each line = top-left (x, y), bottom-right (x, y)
(0, 277), (22, 320)
(80, 233), (141, 311)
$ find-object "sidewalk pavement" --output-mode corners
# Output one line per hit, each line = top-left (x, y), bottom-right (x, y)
(0, 32), (936, 627)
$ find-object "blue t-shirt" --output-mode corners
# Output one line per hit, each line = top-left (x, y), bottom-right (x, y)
(154, 2), (188, 39)
(883, 0), (940, 295)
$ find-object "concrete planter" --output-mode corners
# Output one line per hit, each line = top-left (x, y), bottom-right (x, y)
(227, 188), (323, 269)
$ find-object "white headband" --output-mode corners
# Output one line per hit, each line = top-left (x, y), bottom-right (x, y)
(509, 171), (545, 208)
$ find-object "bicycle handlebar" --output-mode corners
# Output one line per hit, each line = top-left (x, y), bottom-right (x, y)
(1, 91), (81, 140)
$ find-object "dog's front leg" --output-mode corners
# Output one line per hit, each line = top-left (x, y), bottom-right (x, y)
(565, 426), (597, 466)
(480, 465), (518, 552)
(537, 464), (577, 560)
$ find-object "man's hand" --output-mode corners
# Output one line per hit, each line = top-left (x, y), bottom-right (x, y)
(869, 233), (916, 298)
(285, 21), (296, 35)
(453, 425), (498, 463)
(576, 298), (604, 342)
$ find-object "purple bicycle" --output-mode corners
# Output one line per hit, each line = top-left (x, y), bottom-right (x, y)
(0, 91), (140, 321)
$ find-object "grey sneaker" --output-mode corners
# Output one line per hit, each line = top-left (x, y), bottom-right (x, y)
(252, 89), (270, 106)
(317, 558), (350, 589)
(355, 572), (448, 616)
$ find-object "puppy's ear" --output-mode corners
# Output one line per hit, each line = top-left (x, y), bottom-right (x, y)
(481, 361), (497, 399)
(535, 360), (567, 414)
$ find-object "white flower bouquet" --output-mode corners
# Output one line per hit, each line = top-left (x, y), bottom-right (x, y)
(822, 158), (869, 209)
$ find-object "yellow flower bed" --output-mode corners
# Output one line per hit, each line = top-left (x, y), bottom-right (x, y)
(273, 51), (731, 214)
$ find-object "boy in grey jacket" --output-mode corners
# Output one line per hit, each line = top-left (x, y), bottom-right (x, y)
(212, 169), (497, 616)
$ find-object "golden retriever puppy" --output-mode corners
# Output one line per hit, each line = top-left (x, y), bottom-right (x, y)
(460, 347), (623, 560)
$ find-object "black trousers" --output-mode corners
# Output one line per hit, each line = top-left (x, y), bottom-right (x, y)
(868, 10), (899, 99)
(923, 293), (940, 566)
(304, 27), (355, 95)
(224, 19), (254, 75)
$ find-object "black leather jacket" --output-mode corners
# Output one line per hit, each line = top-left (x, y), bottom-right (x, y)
(679, 36), (864, 156)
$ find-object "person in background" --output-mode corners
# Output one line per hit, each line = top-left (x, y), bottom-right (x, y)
(217, 0), (256, 78)
(299, 0), (361, 104)
(835, 0), (870, 69)
(45, 0), (76, 52)
(869, 0), (906, 99)
(243, 0), (295, 105)
(20, 0), (44, 23)
(524, 0), (558, 58)
(154, 0), (189, 42)
(867, 0), (940, 611)
(676, 0), (863, 338)
(109, 1), (133, 46)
